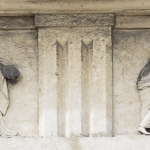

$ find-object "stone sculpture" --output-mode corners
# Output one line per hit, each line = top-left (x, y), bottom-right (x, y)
(0, 63), (20, 136)
(137, 61), (150, 135)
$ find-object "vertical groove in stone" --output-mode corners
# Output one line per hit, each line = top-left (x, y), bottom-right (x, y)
(81, 40), (93, 137)
(56, 41), (68, 137)
(106, 32), (113, 137)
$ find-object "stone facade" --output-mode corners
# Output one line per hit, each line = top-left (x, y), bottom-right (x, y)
(0, 0), (150, 149)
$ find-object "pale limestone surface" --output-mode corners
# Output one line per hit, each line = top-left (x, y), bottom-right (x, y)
(113, 29), (150, 135)
(0, 136), (149, 150)
(0, 17), (35, 29)
(1, 0), (150, 16)
(38, 26), (112, 137)
(0, 11), (150, 149)
(0, 30), (38, 137)
(115, 16), (150, 29)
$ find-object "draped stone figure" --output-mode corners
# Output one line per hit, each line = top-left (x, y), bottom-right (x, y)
(0, 63), (20, 136)
(137, 61), (150, 135)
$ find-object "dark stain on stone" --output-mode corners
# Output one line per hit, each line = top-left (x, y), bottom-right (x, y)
(7, 74), (22, 86)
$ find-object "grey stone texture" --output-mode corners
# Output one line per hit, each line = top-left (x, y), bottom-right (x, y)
(38, 26), (113, 137)
(0, 17), (35, 29)
(35, 14), (114, 27)
(0, 0), (149, 147)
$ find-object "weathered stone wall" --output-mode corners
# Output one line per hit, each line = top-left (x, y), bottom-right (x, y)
(0, 30), (38, 137)
(113, 17), (150, 136)
(113, 30), (150, 135)
(0, 2), (150, 149)
(1, 0), (150, 16)
(37, 14), (113, 137)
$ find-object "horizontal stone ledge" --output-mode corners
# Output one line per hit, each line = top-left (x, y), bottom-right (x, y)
(1, 1), (150, 13)
(115, 15), (150, 29)
(0, 17), (35, 29)
(35, 14), (114, 27)
(0, 136), (149, 150)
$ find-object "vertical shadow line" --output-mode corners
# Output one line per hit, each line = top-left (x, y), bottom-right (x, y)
(56, 41), (68, 137)
(81, 40), (93, 137)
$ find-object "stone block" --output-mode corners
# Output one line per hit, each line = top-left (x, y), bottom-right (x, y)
(35, 14), (114, 27)
(38, 27), (112, 137)
(115, 16), (150, 29)
(0, 30), (38, 137)
(113, 29), (150, 135)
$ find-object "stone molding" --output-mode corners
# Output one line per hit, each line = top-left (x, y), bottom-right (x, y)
(0, 1), (150, 16)
(0, 136), (149, 150)
(35, 14), (114, 27)
(0, 17), (35, 29)
(115, 15), (150, 29)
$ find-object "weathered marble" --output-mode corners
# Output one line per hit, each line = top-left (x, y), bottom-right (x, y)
(0, 10), (149, 150)
(0, 17), (35, 29)
(38, 26), (112, 137)
(0, 0), (150, 16)
(0, 0), (150, 149)
(113, 29), (150, 135)
(0, 136), (149, 150)
(35, 14), (114, 27)
(0, 30), (38, 137)
(115, 16), (150, 29)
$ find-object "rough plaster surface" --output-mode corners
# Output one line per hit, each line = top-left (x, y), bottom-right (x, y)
(0, 30), (38, 137)
(113, 29), (150, 135)
(38, 27), (112, 137)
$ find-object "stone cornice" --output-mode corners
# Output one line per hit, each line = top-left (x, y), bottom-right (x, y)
(0, 1), (150, 16)
(35, 14), (114, 27)
(0, 1), (150, 12)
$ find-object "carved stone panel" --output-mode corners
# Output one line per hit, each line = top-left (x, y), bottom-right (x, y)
(113, 30), (150, 135)
(0, 30), (38, 137)
(38, 27), (112, 137)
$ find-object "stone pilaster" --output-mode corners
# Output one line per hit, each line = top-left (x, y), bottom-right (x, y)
(36, 14), (114, 137)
